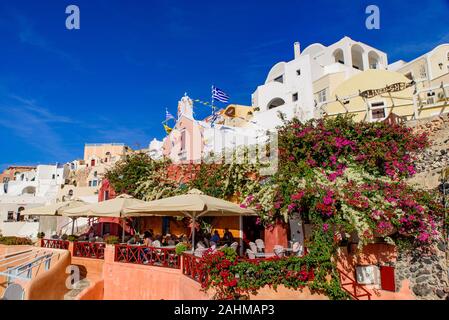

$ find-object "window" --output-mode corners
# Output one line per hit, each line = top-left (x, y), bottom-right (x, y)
(371, 101), (386, 120)
(180, 130), (186, 152)
(419, 64), (427, 78)
(317, 89), (327, 103)
(92, 180), (98, 187)
(7, 211), (14, 221)
(104, 190), (109, 201)
(91, 159), (96, 167)
(103, 223), (111, 235)
(94, 171), (98, 177)
(296, 69), (301, 76)
(274, 75), (284, 83)
(52, 174), (55, 180)
(292, 93), (298, 102)
(88, 181), (92, 187)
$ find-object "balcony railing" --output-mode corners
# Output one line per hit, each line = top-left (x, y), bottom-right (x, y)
(73, 241), (106, 260)
(114, 245), (180, 269)
(337, 267), (372, 300)
(181, 253), (208, 286)
(41, 239), (70, 250)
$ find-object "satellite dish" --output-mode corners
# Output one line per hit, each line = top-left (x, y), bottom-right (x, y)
(3, 283), (25, 300)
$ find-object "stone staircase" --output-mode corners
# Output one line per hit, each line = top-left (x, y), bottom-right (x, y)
(63, 279), (90, 300)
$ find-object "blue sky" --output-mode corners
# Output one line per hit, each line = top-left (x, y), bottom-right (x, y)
(0, 0), (448, 170)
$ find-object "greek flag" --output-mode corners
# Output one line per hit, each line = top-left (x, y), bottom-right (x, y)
(212, 86), (230, 103)
(165, 109), (175, 121)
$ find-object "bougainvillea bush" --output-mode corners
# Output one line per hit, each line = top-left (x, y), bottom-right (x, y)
(241, 116), (444, 247)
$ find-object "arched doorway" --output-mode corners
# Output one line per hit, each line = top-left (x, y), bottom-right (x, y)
(333, 48), (345, 64)
(17, 207), (25, 222)
(267, 97), (286, 110)
(351, 44), (365, 70)
(368, 51), (380, 69)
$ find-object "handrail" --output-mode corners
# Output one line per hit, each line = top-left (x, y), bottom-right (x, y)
(0, 250), (46, 269)
(182, 253), (208, 285)
(115, 244), (180, 269)
(41, 239), (70, 250)
(73, 241), (106, 259)
(337, 267), (372, 300)
(0, 249), (33, 260)
(0, 250), (60, 282)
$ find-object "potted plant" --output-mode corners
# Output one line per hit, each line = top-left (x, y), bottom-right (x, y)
(67, 235), (78, 242)
(175, 242), (188, 255)
(37, 232), (45, 239)
(105, 235), (119, 245)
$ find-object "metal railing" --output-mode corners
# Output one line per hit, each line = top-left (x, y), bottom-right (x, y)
(181, 253), (208, 285)
(41, 239), (70, 250)
(0, 249), (60, 283)
(73, 241), (106, 260)
(115, 245), (180, 269)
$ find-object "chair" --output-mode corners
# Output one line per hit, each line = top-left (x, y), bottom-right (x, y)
(246, 249), (256, 259)
(249, 242), (258, 253)
(196, 241), (206, 249)
(230, 242), (238, 251)
(255, 239), (265, 253)
(152, 240), (161, 248)
(194, 247), (207, 258)
(292, 242), (304, 256)
(273, 245), (284, 258)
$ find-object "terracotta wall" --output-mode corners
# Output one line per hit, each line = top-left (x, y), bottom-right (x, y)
(24, 249), (71, 300)
(0, 245), (35, 297)
(102, 245), (211, 300)
(68, 242), (104, 282)
(336, 244), (414, 300)
(77, 279), (104, 300)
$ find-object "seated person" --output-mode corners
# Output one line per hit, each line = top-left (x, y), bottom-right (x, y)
(127, 234), (140, 245)
(143, 231), (153, 246)
(167, 235), (176, 246)
(222, 228), (234, 245)
(210, 230), (220, 243)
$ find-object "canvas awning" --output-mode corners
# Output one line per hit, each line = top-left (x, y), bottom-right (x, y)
(63, 194), (147, 218)
(63, 194), (148, 242)
(123, 189), (256, 247)
(21, 199), (87, 216)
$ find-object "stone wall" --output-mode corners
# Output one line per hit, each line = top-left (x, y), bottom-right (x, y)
(395, 242), (449, 300)
(407, 113), (449, 190)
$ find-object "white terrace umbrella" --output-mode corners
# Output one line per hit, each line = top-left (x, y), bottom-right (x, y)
(123, 189), (257, 248)
(63, 194), (148, 242)
(21, 199), (87, 235)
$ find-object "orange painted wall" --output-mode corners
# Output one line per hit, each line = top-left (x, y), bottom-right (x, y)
(77, 279), (104, 300)
(0, 245), (35, 296)
(24, 249), (71, 300)
(102, 245), (211, 300)
(336, 244), (414, 300)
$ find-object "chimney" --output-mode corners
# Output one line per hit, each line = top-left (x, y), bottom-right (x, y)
(294, 42), (301, 59)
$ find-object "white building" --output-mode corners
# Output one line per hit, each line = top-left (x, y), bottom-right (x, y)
(0, 164), (68, 238)
(250, 36), (388, 129)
